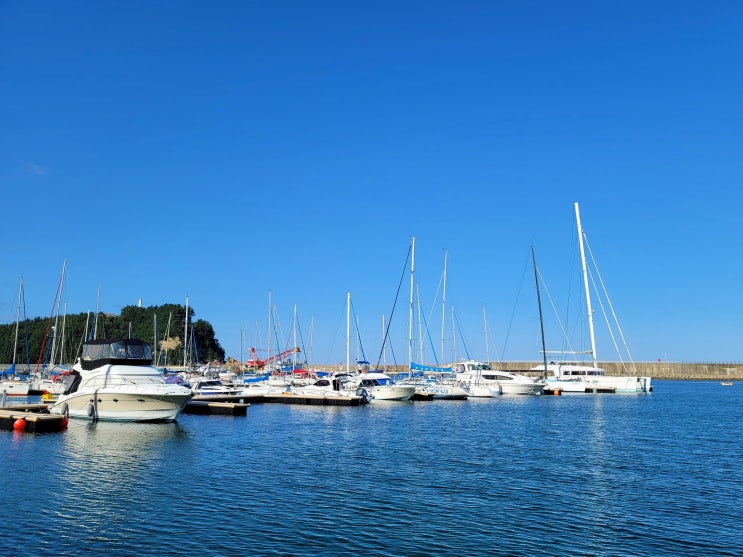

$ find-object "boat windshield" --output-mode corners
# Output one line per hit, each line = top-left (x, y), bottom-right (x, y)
(82, 340), (153, 361)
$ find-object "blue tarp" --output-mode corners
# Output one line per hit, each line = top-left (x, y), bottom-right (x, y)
(410, 362), (452, 373)
(0, 363), (16, 376)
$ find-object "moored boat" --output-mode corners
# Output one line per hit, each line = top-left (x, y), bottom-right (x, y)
(453, 360), (543, 396)
(49, 338), (192, 422)
(351, 370), (416, 401)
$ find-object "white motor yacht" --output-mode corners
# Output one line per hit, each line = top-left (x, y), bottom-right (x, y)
(189, 378), (243, 398)
(453, 360), (544, 395)
(49, 339), (192, 422)
(351, 371), (416, 401)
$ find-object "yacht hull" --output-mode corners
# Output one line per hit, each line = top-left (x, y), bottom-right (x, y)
(51, 389), (191, 422)
(367, 385), (416, 401)
(0, 381), (30, 396)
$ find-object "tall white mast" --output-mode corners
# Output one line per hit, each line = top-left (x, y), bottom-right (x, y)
(183, 295), (189, 368)
(93, 283), (101, 340)
(441, 249), (447, 364)
(293, 304), (298, 371)
(575, 202), (598, 368)
(483, 305), (489, 363)
(346, 291), (351, 373)
(49, 260), (66, 367)
(59, 303), (67, 365)
(267, 290), (272, 362)
(12, 276), (23, 366)
(408, 236), (415, 367)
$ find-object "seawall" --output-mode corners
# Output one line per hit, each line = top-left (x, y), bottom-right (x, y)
(327, 362), (743, 380)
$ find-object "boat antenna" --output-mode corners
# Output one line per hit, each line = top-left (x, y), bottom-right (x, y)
(532, 246), (549, 381)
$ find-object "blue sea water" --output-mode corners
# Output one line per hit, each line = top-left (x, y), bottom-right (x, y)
(1, 380), (741, 557)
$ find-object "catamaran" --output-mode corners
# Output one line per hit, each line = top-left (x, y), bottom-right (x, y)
(532, 203), (652, 394)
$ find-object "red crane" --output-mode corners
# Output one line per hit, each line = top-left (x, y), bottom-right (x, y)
(247, 346), (300, 368)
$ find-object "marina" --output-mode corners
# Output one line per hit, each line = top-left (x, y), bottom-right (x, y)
(2, 380), (740, 556)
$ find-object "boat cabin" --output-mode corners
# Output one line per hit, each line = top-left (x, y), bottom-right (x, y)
(79, 339), (154, 371)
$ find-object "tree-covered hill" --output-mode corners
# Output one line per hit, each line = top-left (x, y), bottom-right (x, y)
(0, 303), (225, 367)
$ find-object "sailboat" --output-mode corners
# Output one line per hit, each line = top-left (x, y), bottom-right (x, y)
(397, 237), (468, 399)
(0, 276), (31, 397)
(532, 203), (652, 394)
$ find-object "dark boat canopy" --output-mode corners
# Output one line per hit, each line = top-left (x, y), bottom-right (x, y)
(80, 339), (154, 370)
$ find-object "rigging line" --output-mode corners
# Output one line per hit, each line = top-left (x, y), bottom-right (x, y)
(536, 264), (578, 357)
(502, 249), (531, 358)
(583, 234), (637, 371)
(586, 265), (628, 372)
(452, 307), (471, 361)
(294, 317), (307, 365)
(349, 298), (368, 364)
(532, 247), (549, 380)
(37, 261), (66, 369)
(21, 282), (31, 373)
(483, 305), (503, 367)
(325, 295), (348, 365)
(374, 241), (412, 369)
(417, 288), (441, 366)
(427, 267), (444, 332)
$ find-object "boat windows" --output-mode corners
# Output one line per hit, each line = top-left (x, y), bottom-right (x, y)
(82, 340), (153, 361)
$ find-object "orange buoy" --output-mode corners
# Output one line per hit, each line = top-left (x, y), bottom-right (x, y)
(13, 418), (27, 430)
(553, 389), (561, 396)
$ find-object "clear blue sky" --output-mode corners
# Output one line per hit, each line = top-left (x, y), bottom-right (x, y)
(2, 1), (742, 364)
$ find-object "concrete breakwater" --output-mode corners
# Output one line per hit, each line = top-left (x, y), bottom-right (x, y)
(502, 361), (743, 380)
(322, 362), (743, 380)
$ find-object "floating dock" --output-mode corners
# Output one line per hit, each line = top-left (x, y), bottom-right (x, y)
(0, 403), (68, 433)
(183, 401), (249, 416)
(264, 392), (367, 406)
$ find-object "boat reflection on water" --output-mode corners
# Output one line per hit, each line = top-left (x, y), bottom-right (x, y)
(61, 420), (189, 477)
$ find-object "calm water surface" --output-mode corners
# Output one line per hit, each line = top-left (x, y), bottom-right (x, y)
(2, 381), (740, 556)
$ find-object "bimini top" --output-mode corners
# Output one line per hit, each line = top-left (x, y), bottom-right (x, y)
(80, 338), (154, 370)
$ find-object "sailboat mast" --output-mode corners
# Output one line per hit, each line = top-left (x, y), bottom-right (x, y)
(59, 304), (67, 365)
(408, 236), (415, 367)
(575, 202), (598, 368)
(12, 276), (23, 365)
(153, 313), (158, 366)
(483, 305), (489, 364)
(93, 283), (100, 340)
(346, 291), (351, 374)
(293, 304), (297, 371)
(441, 249), (447, 365)
(49, 260), (66, 366)
(532, 246), (549, 377)
(267, 290), (272, 364)
(183, 295), (189, 368)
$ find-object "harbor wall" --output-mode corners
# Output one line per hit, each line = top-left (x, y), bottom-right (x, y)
(497, 361), (743, 380)
(321, 362), (743, 380)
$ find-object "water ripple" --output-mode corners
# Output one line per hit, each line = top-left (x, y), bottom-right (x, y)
(2, 381), (742, 556)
